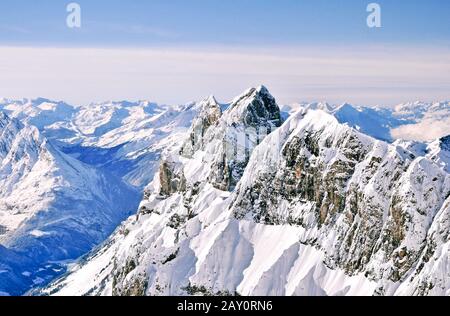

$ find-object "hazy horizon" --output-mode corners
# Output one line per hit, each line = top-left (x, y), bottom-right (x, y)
(1, 45), (449, 108)
(0, 1), (449, 107)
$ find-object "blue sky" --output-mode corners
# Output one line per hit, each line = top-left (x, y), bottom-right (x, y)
(0, 1), (449, 106)
(1, 0), (449, 47)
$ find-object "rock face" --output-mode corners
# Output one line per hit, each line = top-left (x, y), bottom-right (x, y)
(178, 85), (283, 192)
(181, 96), (222, 157)
(440, 136), (450, 152)
(231, 110), (449, 294)
(37, 88), (449, 297)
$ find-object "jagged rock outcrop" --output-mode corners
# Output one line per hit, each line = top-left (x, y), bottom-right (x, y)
(396, 196), (449, 295)
(231, 110), (449, 292)
(174, 85), (282, 192)
(181, 96), (222, 157)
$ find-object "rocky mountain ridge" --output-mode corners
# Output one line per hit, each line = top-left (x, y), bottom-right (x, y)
(36, 87), (449, 296)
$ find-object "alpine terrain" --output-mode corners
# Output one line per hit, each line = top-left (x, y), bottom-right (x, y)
(30, 86), (449, 297)
(0, 111), (140, 295)
(0, 97), (201, 295)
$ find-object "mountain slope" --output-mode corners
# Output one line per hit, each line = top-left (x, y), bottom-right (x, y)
(0, 111), (140, 295)
(36, 86), (284, 296)
(58, 101), (189, 188)
(426, 135), (450, 173)
(37, 87), (449, 296)
(0, 98), (198, 189)
(231, 109), (449, 295)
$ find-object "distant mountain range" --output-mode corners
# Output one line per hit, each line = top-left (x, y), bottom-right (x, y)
(283, 100), (450, 142)
(0, 111), (139, 295)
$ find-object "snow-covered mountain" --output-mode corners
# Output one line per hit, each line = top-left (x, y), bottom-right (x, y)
(36, 87), (450, 296)
(0, 111), (140, 295)
(427, 135), (450, 173)
(3, 97), (447, 190)
(0, 99), (198, 189)
(285, 101), (450, 143)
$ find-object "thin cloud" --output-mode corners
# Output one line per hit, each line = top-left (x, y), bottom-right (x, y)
(0, 45), (448, 107)
(391, 117), (450, 142)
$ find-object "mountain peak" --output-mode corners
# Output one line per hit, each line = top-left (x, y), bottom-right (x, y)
(205, 95), (219, 106)
(226, 86), (282, 128)
(233, 85), (270, 100)
(256, 84), (269, 94)
(440, 135), (450, 151)
(197, 95), (221, 113)
(393, 101), (431, 115)
(179, 95), (222, 158)
(177, 86), (282, 191)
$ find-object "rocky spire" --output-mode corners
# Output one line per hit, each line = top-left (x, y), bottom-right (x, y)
(225, 85), (282, 129)
(180, 95), (222, 157)
(440, 135), (450, 151)
(172, 86), (283, 194)
(206, 86), (283, 191)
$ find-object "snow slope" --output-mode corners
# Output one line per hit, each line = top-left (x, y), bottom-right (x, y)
(0, 99), (198, 189)
(0, 111), (140, 295)
(37, 87), (450, 296)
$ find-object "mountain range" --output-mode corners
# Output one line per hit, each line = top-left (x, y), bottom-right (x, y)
(0, 87), (449, 296)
